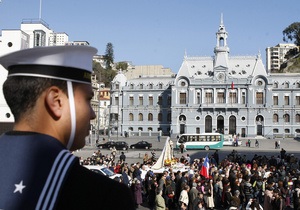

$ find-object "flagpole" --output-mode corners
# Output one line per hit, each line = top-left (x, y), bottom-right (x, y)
(39, 0), (42, 20)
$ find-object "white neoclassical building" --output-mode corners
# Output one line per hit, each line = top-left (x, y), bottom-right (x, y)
(110, 17), (300, 139)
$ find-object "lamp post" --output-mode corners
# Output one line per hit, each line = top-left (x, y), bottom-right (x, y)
(97, 82), (105, 141)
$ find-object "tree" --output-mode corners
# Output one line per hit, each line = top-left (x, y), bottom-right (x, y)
(93, 60), (116, 87)
(283, 22), (300, 46)
(115, 61), (128, 70)
(104, 42), (114, 70)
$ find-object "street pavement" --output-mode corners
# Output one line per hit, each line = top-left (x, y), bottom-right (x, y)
(74, 135), (300, 164)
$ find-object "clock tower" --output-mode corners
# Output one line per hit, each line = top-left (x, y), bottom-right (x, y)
(214, 14), (230, 82)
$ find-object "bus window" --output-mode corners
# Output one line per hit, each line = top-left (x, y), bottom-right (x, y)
(179, 136), (187, 143)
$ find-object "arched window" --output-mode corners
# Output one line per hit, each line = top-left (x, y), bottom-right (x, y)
(284, 114), (290, 123)
(148, 127), (153, 131)
(128, 127), (133, 131)
(273, 128), (279, 133)
(138, 127), (143, 131)
(129, 113), (134, 121)
(158, 113), (162, 122)
(285, 82), (289, 88)
(148, 113), (153, 121)
(296, 114), (300, 123)
(273, 114), (279, 123)
(138, 113), (143, 121)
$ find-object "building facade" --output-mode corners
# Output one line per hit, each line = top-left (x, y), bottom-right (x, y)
(0, 19), (103, 134)
(110, 17), (300, 139)
(266, 43), (298, 72)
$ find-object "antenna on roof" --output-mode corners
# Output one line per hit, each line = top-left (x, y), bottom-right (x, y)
(39, 0), (42, 19)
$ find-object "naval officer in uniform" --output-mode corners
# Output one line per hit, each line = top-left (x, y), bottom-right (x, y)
(0, 45), (135, 209)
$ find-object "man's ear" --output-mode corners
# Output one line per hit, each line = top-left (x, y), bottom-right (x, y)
(45, 86), (65, 119)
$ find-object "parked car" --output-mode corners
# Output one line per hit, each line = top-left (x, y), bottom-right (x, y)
(223, 137), (242, 146)
(113, 141), (129, 150)
(83, 165), (132, 186)
(130, 141), (152, 149)
(83, 165), (121, 180)
(97, 141), (115, 149)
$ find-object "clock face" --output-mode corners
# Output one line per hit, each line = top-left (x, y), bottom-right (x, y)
(217, 72), (225, 81)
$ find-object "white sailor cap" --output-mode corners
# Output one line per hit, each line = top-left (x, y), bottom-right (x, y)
(0, 45), (97, 84)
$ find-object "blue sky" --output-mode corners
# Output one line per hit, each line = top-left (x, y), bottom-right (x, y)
(0, 0), (299, 72)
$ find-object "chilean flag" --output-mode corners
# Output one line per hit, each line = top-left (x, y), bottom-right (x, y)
(200, 155), (210, 178)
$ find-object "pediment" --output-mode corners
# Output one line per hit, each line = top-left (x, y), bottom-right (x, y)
(214, 65), (227, 71)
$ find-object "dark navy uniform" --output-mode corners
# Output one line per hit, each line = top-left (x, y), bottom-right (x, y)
(0, 131), (135, 210)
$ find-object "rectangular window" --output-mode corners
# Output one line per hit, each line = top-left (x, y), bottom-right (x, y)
(229, 92), (237, 103)
(149, 96), (153, 106)
(273, 96), (278, 105)
(241, 92), (246, 104)
(205, 92), (213, 103)
(285, 96), (289, 105)
(217, 92), (225, 103)
(129, 96), (134, 106)
(139, 96), (143, 106)
(256, 92), (263, 104)
(115, 96), (119, 105)
(180, 93), (186, 104)
(296, 96), (300, 106)
(195, 90), (201, 104)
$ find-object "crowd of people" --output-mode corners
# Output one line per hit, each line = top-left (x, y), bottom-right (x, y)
(79, 147), (300, 210)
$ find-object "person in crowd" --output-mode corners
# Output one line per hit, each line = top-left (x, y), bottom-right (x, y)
(272, 188), (285, 210)
(120, 151), (126, 162)
(229, 190), (241, 210)
(246, 198), (263, 210)
(0, 45), (135, 209)
(131, 178), (143, 208)
(293, 181), (300, 210)
(213, 177), (223, 209)
(188, 182), (199, 210)
(192, 192), (206, 210)
(165, 176), (175, 210)
(111, 146), (117, 160)
(264, 183), (274, 210)
(243, 176), (254, 204)
(155, 189), (166, 210)
(223, 186), (233, 209)
(143, 152), (149, 164)
(206, 179), (215, 210)
(179, 184), (190, 210)
(213, 150), (219, 165)
(180, 143), (185, 154)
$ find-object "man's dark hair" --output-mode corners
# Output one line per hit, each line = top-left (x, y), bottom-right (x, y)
(3, 76), (68, 122)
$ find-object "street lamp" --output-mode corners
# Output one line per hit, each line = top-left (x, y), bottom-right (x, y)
(97, 82), (105, 141)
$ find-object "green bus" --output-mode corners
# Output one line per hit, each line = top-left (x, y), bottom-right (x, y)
(176, 133), (224, 151)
